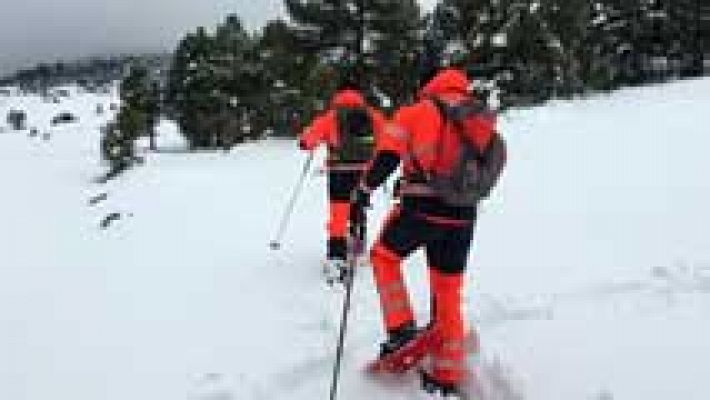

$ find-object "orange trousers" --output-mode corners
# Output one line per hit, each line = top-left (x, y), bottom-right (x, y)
(370, 207), (474, 384)
(327, 201), (351, 240)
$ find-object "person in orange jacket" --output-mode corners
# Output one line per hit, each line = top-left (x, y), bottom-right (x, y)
(298, 79), (387, 284)
(351, 67), (507, 397)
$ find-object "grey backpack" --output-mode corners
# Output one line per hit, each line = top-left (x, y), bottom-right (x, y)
(410, 98), (505, 207)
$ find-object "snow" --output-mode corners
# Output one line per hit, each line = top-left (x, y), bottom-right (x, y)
(492, 33), (508, 48)
(2, 78), (710, 400)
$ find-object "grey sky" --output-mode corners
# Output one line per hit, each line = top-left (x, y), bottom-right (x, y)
(0, 0), (437, 76)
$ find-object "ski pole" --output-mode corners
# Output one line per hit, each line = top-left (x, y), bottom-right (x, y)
(329, 218), (366, 400)
(269, 152), (314, 250)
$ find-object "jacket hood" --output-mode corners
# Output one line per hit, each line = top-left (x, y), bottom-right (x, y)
(420, 68), (471, 97)
(331, 89), (367, 108)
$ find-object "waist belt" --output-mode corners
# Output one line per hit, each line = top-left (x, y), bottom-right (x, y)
(327, 162), (367, 172)
(399, 181), (437, 197)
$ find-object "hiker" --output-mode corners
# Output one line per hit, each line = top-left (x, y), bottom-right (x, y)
(298, 77), (387, 284)
(352, 67), (507, 397)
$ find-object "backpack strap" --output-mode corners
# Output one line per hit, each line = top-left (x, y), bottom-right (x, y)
(429, 96), (485, 144)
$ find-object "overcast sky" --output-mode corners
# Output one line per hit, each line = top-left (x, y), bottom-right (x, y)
(0, 0), (437, 76)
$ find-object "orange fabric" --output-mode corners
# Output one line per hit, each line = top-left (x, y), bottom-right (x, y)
(378, 68), (496, 177)
(328, 201), (351, 239)
(429, 267), (466, 384)
(330, 89), (367, 108)
(298, 89), (388, 157)
(420, 68), (470, 98)
(371, 244), (414, 330)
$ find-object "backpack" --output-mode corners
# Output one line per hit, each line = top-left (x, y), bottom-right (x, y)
(332, 106), (375, 164)
(409, 97), (505, 207)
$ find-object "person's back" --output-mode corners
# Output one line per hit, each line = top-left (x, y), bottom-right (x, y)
(380, 68), (503, 221)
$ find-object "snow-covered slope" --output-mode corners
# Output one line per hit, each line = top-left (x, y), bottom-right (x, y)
(1, 79), (709, 400)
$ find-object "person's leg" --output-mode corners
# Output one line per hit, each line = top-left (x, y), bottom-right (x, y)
(370, 208), (424, 335)
(424, 222), (474, 387)
(326, 202), (349, 260)
(326, 170), (360, 260)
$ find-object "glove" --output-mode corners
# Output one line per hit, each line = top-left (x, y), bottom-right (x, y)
(349, 186), (371, 227)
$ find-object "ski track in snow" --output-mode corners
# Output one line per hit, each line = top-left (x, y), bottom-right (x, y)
(2, 79), (710, 400)
(477, 262), (710, 328)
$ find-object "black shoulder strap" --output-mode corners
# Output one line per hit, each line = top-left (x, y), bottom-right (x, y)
(429, 96), (487, 126)
(429, 95), (490, 157)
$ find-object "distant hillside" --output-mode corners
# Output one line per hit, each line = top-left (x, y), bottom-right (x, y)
(0, 54), (171, 90)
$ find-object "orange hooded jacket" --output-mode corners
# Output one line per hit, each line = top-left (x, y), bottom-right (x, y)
(299, 89), (387, 169)
(379, 68), (497, 177)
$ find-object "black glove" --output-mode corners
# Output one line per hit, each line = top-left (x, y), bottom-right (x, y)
(350, 186), (371, 227)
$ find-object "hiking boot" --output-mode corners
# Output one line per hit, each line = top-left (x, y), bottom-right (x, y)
(379, 321), (419, 357)
(419, 371), (464, 399)
(327, 237), (348, 260)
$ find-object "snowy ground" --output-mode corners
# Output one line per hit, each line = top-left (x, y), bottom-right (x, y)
(1, 79), (709, 400)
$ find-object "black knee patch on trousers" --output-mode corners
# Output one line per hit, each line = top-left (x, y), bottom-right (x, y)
(328, 170), (361, 201)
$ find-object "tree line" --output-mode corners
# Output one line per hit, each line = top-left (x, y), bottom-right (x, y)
(0, 55), (168, 93)
(4, 1), (704, 160)
(161, 0), (706, 150)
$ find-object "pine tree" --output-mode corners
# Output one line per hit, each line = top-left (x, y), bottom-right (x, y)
(167, 16), (262, 149)
(257, 19), (317, 136)
(285, 0), (424, 108)
(285, 0), (368, 66)
(117, 64), (160, 149)
(538, 0), (593, 95)
(366, 0), (423, 106)
(441, 0), (561, 104)
(659, 0), (707, 77)
(146, 81), (161, 151)
(102, 65), (147, 176)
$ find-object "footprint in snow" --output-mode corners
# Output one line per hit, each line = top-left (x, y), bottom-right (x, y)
(188, 373), (233, 400)
(99, 212), (133, 229)
(88, 192), (108, 206)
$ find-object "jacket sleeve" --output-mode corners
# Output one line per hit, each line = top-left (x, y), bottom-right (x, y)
(376, 108), (411, 155)
(298, 112), (333, 151)
(360, 108), (410, 191)
(363, 151), (400, 190)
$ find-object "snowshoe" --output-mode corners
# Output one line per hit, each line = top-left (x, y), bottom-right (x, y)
(418, 370), (466, 399)
(322, 258), (348, 286)
(366, 323), (440, 374)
